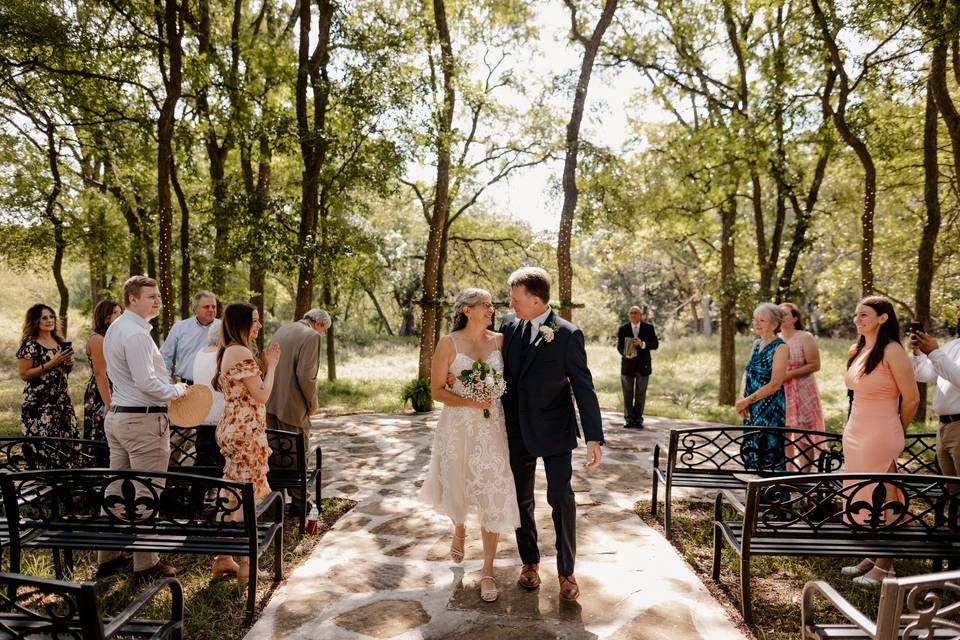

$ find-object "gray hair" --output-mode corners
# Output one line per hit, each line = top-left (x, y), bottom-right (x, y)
(303, 308), (332, 328)
(754, 302), (784, 327)
(452, 288), (492, 331)
(193, 290), (216, 309)
(206, 318), (222, 347)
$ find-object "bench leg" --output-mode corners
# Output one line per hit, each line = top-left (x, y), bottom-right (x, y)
(299, 493), (306, 536)
(274, 525), (283, 583)
(740, 554), (753, 624)
(664, 484), (673, 540)
(245, 557), (258, 625)
(651, 472), (659, 517)
(52, 549), (64, 579)
(711, 522), (723, 581)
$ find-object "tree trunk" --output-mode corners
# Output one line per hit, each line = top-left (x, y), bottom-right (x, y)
(718, 188), (738, 405)
(751, 171), (772, 299)
(293, 0), (334, 320)
(246, 133), (272, 350)
(155, 0), (183, 336)
(417, 0), (456, 383)
(365, 287), (395, 336)
(931, 38), (960, 188)
(556, 0), (618, 321)
(42, 122), (69, 336)
(323, 280), (336, 381)
(171, 158), (191, 318)
(915, 72), (943, 422)
(811, 0), (876, 296)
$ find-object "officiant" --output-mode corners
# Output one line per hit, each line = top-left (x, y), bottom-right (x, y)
(617, 306), (659, 429)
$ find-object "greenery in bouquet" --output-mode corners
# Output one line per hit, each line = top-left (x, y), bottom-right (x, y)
(456, 361), (508, 418)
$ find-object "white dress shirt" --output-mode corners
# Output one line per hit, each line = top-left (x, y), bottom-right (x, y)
(104, 310), (183, 407)
(912, 337), (960, 415)
(192, 348), (226, 426)
(631, 322), (639, 338)
(524, 306), (553, 343)
(160, 316), (213, 380)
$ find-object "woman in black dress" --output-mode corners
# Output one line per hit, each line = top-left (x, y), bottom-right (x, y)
(16, 304), (78, 438)
(82, 299), (121, 441)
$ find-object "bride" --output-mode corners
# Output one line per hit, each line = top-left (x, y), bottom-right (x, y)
(419, 287), (520, 603)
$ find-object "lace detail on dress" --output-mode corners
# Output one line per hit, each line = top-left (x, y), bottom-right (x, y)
(419, 350), (520, 535)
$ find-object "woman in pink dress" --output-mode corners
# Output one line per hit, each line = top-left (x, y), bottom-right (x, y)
(779, 303), (826, 470)
(841, 296), (918, 585)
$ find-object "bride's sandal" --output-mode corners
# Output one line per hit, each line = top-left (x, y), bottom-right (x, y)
(450, 532), (466, 564)
(480, 575), (499, 602)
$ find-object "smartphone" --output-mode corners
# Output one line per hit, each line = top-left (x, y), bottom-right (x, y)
(61, 341), (73, 351)
(907, 322), (923, 335)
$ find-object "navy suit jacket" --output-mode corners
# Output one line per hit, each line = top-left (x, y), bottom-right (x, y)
(499, 310), (604, 457)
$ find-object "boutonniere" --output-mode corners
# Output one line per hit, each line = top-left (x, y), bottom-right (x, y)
(539, 322), (559, 343)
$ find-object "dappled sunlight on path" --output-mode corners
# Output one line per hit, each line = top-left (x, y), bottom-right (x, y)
(244, 412), (747, 640)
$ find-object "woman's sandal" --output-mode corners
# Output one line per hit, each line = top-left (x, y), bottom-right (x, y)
(450, 532), (466, 564)
(480, 575), (499, 602)
(852, 565), (895, 586)
(840, 558), (874, 577)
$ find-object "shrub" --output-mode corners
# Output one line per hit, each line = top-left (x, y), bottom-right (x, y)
(400, 378), (432, 412)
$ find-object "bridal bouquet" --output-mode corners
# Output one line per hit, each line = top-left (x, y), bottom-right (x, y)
(457, 361), (507, 418)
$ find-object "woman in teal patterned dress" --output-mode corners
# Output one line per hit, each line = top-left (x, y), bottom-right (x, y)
(736, 303), (789, 471)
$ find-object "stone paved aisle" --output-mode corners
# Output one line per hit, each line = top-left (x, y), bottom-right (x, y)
(245, 412), (748, 640)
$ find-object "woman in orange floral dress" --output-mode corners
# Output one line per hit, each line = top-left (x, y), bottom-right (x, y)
(211, 302), (281, 582)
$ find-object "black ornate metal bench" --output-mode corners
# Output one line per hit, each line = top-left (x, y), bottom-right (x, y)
(801, 569), (960, 639)
(0, 469), (284, 623)
(651, 426), (844, 538)
(712, 473), (960, 624)
(169, 426), (321, 534)
(0, 571), (183, 639)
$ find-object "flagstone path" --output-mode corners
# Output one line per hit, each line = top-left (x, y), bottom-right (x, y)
(245, 412), (748, 640)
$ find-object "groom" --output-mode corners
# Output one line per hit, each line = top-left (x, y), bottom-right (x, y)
(499, 266), (604, 602)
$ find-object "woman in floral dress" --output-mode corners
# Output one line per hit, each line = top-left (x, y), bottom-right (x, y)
(211, 302), (281, 582)
(17, 304), (78, 439)
(736, 303), (789, 471)
(82, 299), (122, 441)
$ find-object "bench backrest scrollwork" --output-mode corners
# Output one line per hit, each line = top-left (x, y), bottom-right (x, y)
(875, 570), (960, 639)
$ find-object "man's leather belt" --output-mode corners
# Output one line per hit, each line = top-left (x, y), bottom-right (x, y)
(111, 406), (167, 414)
(939, 413), (960, 425)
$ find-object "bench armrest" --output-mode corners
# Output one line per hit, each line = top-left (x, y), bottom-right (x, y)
(719, 489), (746, 516)
(255, 490), (284, 519)
(103, 577), (183, 639)
(801, 580), (877, 638)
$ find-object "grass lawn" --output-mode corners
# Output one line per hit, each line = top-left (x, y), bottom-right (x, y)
(315, 334), (937, 431)
(635, 499), (946, 640)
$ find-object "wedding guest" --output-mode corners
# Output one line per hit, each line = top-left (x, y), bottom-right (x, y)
(616, 306), (659, 429)
(841, 296), (918, 585)
(266, 309), (330, 516)
(211, 303), (280, 582)
(83, 299), (122, 441)
(97, 276), (184, 580)
(736, 303), (789, 471)
(420, 288), (519, 603)
(911, 299), (960, 489)
(160, 291), (217, 385)
(778, 303), (826, 470)
(190, 319), (226, 473)
(17, 304), (78, 439)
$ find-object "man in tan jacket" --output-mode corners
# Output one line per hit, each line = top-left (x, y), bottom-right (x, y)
(266, 309), (330, 514)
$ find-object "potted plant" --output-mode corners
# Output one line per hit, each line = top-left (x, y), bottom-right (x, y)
(401, 378), (432, 412)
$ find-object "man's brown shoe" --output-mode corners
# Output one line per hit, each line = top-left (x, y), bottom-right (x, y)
(559, 575), (580, 601)
(134, 561), (177, 582)
(518, 563), (541, 590)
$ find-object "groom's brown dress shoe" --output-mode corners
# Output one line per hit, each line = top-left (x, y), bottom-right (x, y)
(559, 575), (580, 601)
(518, 563), (541, 590)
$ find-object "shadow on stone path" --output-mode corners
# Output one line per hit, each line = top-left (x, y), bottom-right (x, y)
(244, 412), (747, 640)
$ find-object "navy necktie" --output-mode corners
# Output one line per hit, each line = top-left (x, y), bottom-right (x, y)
(520, 321), (532, 351)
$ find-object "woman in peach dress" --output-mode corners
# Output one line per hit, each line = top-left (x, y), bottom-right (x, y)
(779, 303), (826, 470)
(841, 296), (918, 585)
(211, 302), (281, 583)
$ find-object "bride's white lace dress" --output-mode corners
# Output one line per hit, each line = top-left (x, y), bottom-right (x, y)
(419, 348), (521, 535)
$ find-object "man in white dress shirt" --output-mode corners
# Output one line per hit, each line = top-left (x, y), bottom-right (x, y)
(910, 301), (960, 486)
(97, 275), (184, 580)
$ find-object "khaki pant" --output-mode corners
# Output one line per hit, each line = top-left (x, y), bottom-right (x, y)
(97, 410), (171, 572)
(938, 422), (960, 488)
(266, 413), (310, 502)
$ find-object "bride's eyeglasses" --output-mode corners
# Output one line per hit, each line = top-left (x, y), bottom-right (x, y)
(473, 302), (494, 310)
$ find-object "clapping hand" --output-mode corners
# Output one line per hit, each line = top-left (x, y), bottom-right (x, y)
(264, 342), (281, 368)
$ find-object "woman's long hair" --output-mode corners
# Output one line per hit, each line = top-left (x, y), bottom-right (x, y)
(212, 302), (259, 391)
(451, 288), (493, 332)
(21, 304), (65, 344)
(847, 295), (900, 376)
(781, 302), (803, 331)
(92, 299), (121, 335)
